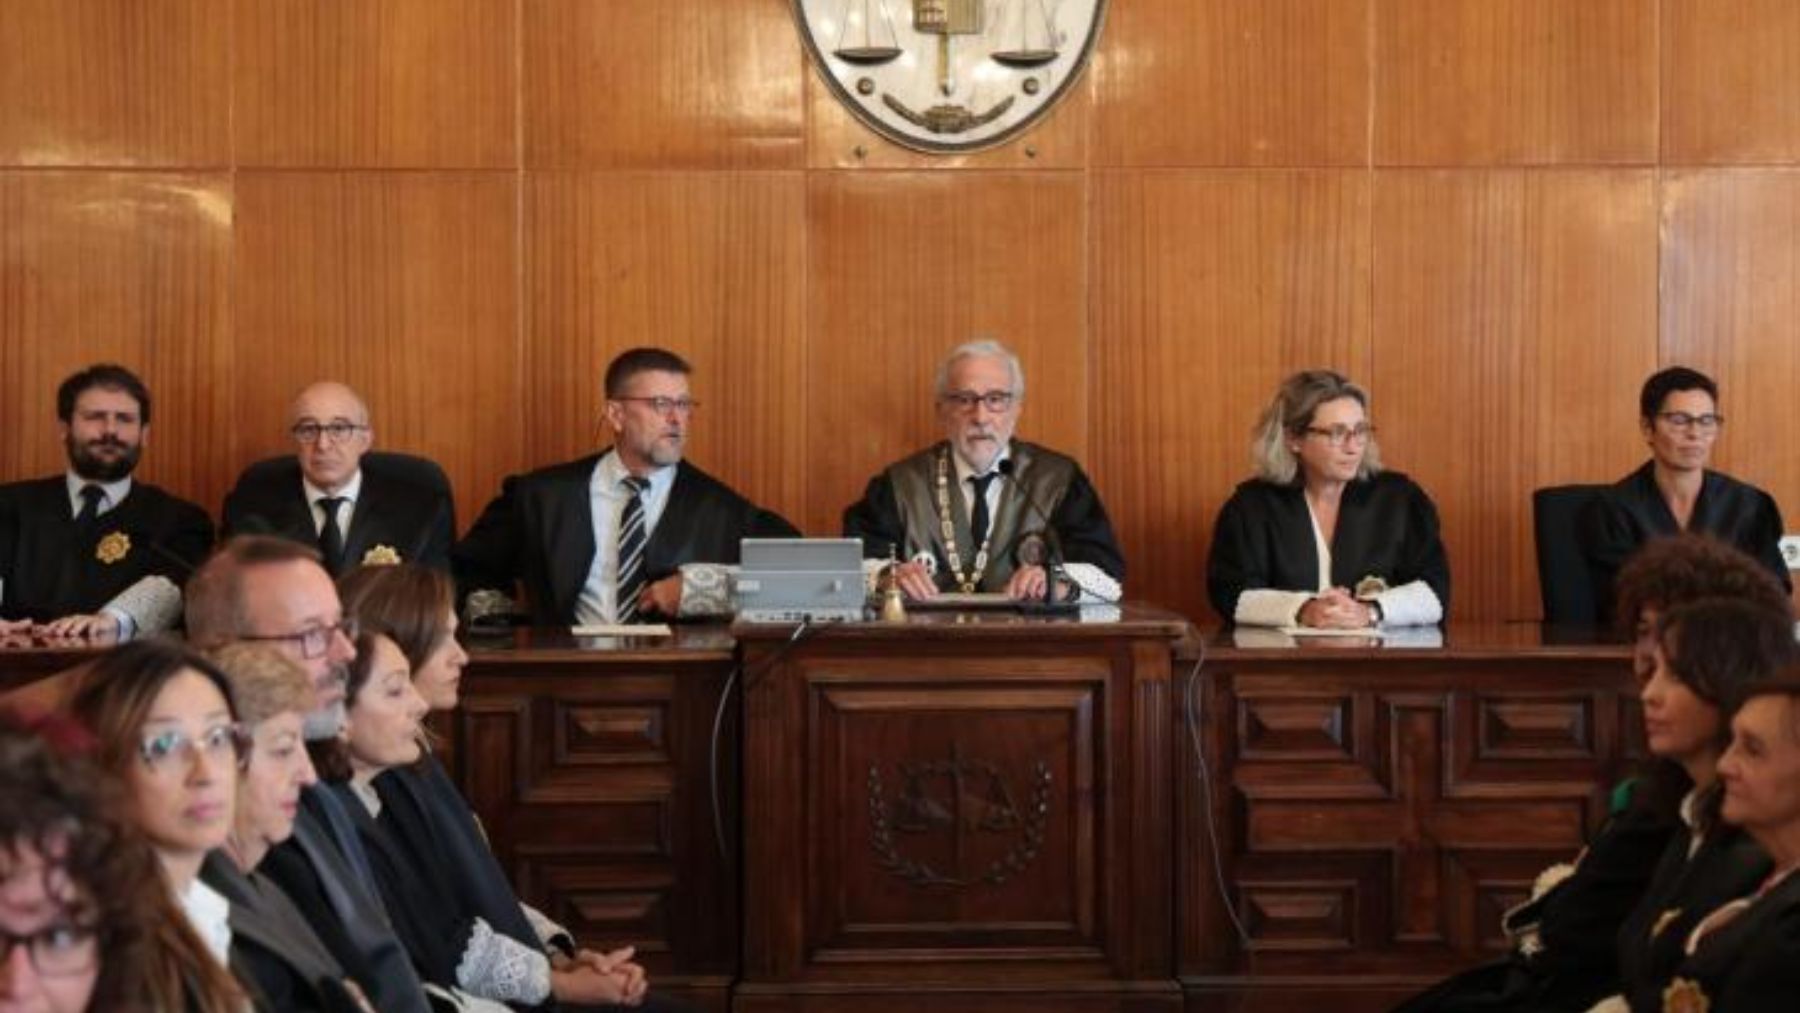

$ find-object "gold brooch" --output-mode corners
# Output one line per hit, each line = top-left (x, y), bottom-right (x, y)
(361, 545), (401, 565)
(1652, 907), (1683, 939)
(95, 531), (131, 564)
(1662, 977), (1709, 1013)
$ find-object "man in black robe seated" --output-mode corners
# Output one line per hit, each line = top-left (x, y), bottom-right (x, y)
(454, 346), (799, 625)
(844, 339), (1125, 602)
(1579, 366), (1791, 623)
(0, 363), (212, 640)
(222, 381), (455, 575)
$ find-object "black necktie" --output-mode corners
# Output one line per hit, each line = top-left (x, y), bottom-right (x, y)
(969, 472), (998, 547)
(317, 496), (346, 572)
(75, 484), (105, 528)
(616, 476), (650, 622)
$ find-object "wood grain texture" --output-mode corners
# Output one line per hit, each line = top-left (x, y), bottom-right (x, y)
(1089, 170), (1372, 621)
(523, 171), (807, 522)
(1663, 0), (1800, 164)
(1660, 170), (1800, 533)
(0, 0), (230, 166)
(1094, 0), (1371, 167)
(1374, 0), (1658, 166)
(525, 0), (804, 169)
(1370, 170), (1659, 621)
(233, 0), (517, 168)
(231, 171), (521, 532)
(0, 171), (233, 510)
(805, 172), (1087, 537)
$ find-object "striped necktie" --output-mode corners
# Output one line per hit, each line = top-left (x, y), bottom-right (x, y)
(616, 475), (651, 622)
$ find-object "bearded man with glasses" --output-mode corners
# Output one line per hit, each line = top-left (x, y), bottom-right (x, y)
(1579, 366), (1791, 624)
(844, 339), (1125, 603)
(221, 381), (455, 576)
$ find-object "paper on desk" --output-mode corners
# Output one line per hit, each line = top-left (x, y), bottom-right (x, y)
(1278, 625), (1388, 638)
(569, 623), (673, 637)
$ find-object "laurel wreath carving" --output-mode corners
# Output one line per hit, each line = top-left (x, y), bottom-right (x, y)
(867, 759), (1052, 889)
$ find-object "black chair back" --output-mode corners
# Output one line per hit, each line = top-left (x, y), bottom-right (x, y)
(1533, 484), (1606, 624)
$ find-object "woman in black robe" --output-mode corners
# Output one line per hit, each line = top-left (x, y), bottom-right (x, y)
(1207, 369), (1448, 628)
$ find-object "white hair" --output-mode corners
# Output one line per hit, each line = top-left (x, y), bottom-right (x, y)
(933, 339), (1026, 400)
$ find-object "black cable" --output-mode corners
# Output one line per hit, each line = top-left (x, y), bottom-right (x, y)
(710, 618), (816, 862)
(1184, 637), (1251, 945)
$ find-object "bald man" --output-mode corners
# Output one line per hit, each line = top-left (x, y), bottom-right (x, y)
(221, 381), (454, 574)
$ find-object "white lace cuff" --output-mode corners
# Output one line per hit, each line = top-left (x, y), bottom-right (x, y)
(456, 917), (550, 1005)
(1233, 589), (1312, 628)
(103, 575), (180, 634)
(1373, 580), (1442, 626)
(676, 563), (733, 617)
(1059, 562), (1120, 603)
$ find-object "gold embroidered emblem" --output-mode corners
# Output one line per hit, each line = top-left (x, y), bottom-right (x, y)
(1652, 907), (1683, 939)
(94, 531), (131, 565)
(361, 545), (401, 566)
(1662, 976), (1708, 1013)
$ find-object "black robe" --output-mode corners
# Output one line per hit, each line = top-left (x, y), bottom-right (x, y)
(842, 440), (1125, 592)
(1392, 776), (1684, 1012)
(1206, 471), (1449, 621)
(200, 850), (366, 1013)
(1614, 823), (1770, 1011)
(0, 475), (212, 623)
(453, 452), (798, 625)
(1578, 462), (1790, 624)
(1662, 865), (1800, 1012)
(221, 458), (455, 575)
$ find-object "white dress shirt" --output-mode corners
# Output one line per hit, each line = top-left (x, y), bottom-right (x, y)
(302, 468), (364, 538)
(574, 451), (676, 625)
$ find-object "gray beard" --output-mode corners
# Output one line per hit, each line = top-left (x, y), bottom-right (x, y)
(302, 701), (346, 742)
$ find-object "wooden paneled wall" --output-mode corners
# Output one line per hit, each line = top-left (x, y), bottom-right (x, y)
(3, 0), (1798, 623)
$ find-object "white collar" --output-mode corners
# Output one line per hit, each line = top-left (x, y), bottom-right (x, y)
(64, 471), (133, 515)
(303, 467), (363, 506)
(178, 876), (233, 965)
(596, 448), (676, 495)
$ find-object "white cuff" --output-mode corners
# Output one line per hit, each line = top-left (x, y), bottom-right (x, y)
(676, 563), (733, 617)
(456, 917), (550, 1005)
(1059, 562), (1121, 603)
(1233, 589), (1313, 628)
(1373, 580), (1442, 626)
(102, 576), (180, 635)
(101, 606), (137, 640)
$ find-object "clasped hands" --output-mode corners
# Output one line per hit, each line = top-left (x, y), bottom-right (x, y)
(889, 561), (1071, 602)
(1297, 587), (1379, 629)
(550, 944), (649, 1006)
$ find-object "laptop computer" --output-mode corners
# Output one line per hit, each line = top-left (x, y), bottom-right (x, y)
(735, 538), (867, 624)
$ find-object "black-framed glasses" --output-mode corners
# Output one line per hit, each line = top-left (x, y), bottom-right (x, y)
(290, 421), (369, 444)
(1656, 411), (1724, 433)
(1303, 423), (1376, 447)
(940, 390), (1017, 413)
(613, 396), (699, 416)
(239, 617), (359, 660)
(137, 722), (249, 775)
(0, 924), (100, 978)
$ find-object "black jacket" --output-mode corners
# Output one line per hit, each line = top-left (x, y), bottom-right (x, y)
(222, 458), (454, 575)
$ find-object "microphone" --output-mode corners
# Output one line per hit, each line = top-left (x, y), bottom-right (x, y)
(995, 458), (1076, 613)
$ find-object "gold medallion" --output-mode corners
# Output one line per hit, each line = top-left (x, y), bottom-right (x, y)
(95, 531), (131, 565)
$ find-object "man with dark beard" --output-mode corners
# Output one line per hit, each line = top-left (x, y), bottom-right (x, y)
(0, 364), (213, 638)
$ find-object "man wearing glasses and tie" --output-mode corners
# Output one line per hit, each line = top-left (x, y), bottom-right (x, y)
(221, 381), (455, 575)
(0, 363), (213, 640)
(1579, 366), (1791, 622)
(454, 346), (799, 625)
(843, 339), (1125, 603)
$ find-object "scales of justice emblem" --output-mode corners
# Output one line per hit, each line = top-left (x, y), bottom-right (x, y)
(867, 741), (1054, 889)
(793, 0), (1109, 153)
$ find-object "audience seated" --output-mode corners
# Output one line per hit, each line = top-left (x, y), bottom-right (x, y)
(0, 709), (174, 1011)
(205, 642), (373, 1012)
(65, 640), (251, 1012)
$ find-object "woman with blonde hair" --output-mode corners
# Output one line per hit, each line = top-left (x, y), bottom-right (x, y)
(1207, 369), (1449, 628)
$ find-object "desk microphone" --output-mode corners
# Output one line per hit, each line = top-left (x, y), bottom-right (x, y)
(996, 459), (1076, 613)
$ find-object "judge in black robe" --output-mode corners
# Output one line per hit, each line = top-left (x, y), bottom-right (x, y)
(1579, 462), (1790, 624)
(0, 475), (212, 629)
(1661, 868), (1800, 1013)
(222, 455), (455, 576)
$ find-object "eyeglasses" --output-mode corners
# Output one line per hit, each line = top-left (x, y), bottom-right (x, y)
(0, 924), (100, 978)
(940, 390), (1017, 413)
(137, 722), (249, 775)
(1303, 423), (1376, 447)
(239, 617), (359, 659)
(1656, 411), (1724, 433)
(613, 397), (699, 416)
(291, 421), (370, 444)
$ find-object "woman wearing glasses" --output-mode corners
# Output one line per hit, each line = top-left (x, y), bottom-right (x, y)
(66, 640), (250, 1012)
(1207, 369), (1449, 628)
(1579, 367), (1790, 624)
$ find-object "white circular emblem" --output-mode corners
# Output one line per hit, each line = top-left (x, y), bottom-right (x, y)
(793, 1), (1109, 153)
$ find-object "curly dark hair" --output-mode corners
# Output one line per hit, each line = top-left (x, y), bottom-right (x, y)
(1657, 598), (1800, 725)
(1612, 533), (1792, 633)
(0, 709), (165, 1012)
